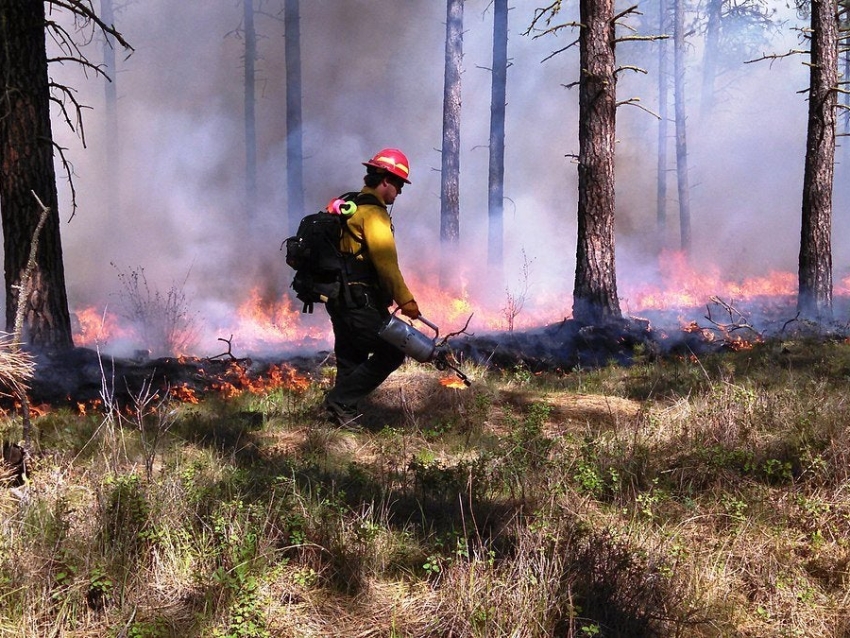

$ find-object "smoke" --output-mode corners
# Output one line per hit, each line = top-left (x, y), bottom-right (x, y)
(40, 1), (838, 355)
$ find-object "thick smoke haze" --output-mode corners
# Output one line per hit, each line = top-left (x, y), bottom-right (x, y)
(38, 1), (845, 355)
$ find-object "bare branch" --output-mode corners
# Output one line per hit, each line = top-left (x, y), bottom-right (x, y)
(616, 34), (669, 44)
(541, 37), (580, 62)
(48, 0), (133, 51)
(525, 2), (565, 35)
(614, 65), (647, 77)
(438, 314), (474, 346)
(616, 97), (661, 119)
(746, 49), (807, 64)
(613, 5), (641, 23)
(49, 140), (80, 221)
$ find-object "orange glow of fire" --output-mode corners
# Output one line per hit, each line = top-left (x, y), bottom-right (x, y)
(73, 306), (133, 349)
(171, 384), (200, 404)
(208, 362), (311, 399)
(439, 376), (469, 390)
(624, 250), (796, 311)
(229, 288), (330, 349)
(76, 398), (103, 416)
(72, 250), (812, 357)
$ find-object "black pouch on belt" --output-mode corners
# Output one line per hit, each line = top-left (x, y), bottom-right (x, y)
(346, 283), (371, 309)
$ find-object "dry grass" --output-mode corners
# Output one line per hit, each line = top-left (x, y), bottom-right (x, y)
(2, 340), (850, 636)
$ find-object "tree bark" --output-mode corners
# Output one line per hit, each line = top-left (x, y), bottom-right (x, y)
(487, 0), (508, 275)
(244, 0), (257, 219)
(798, 0), (837, 321)
(572, 0), (621, 324)
(0, 1), (74, 350)
(656, 0), (669, 246)
(440, 0), (463, 264)
(284, 0), (304, 236)
(673, 0), (692, 252)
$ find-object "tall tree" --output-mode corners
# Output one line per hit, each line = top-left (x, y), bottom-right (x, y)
(699, 0), (778, 119)
(0, 1), (128, 350)
(571, 0), (622, 323)
(440, 0), (463, 288)
(529, 1), (631, 324)
(0, 1), (73, 350)
(488, 0), (508, 274)
(673, 0), (692, 252)
(284, 0), (304, 235)
(656, 0), (670, 245)
(798, 0), (838, 321)
(244, 0), (258, 218)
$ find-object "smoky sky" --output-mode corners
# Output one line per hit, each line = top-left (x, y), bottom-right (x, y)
(40, 1), (844, 352)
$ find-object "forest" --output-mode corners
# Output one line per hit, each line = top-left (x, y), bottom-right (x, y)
(2, 0), (847, 355)
(3, 1), (850, 637)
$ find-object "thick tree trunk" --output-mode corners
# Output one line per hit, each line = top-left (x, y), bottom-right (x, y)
(572, 0), (621, 324)
(487, 0), (508, 274)
(798, 0), (837, 321)
(244, 0), (257, 219)
(673, 0), (692, 252)
(440, 0), (463, 252)
(284, 0), (304, 236)
(0, 1), (74, 350)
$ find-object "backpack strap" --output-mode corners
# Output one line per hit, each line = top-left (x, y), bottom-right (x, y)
(353, 192), (383, 208)
(339, 191), (384, 257)
(336, 192), (384, 304)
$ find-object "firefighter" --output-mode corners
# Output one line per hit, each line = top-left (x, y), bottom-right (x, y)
(322, 148), (421, 427)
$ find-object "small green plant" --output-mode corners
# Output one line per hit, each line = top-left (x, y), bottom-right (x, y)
(102, 473), (151, 548)
(211, 573), (270, 638)
(126, 618), (171, 638)
(291, 567), (317, 588)
(86, 564), (113, 610)
(422, 555), (442, 576)
(635, 479), (663, 520)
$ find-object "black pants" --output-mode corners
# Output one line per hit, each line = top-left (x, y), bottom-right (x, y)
(325, 294), (405, 408)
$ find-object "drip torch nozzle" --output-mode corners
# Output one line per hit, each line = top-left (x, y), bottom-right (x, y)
(434, 350), (472, 387)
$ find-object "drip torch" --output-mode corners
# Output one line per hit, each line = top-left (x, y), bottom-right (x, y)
(377, 311), (471, 386)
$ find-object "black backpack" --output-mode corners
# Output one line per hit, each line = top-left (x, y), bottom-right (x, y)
(284, 192), (380, 313)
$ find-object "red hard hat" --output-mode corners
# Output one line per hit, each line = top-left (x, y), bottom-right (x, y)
(363, 148), (411, 183)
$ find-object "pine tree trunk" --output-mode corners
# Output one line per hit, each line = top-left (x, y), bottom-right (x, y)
(673, 0), (692, 252)
(0, 1), (74, 351)
(284, 0), (304, 235)
(656, 0), (669, 246)
(487, 0), (508, 275)
(572, 0), (621, 324)
(440, 0), (463, 253)
(798, 0), (837, 321)
(244, 0), (257, 219)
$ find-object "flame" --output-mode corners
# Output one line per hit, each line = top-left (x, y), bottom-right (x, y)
(229, 288), (329, 349)
(171, 384), (200, 404)
(439, 376), (469, 390)
(71, 249), (812, 359)
(73, 306), (132, 349)
(207, 362), (312, 399)
(625, 250), (796, 311)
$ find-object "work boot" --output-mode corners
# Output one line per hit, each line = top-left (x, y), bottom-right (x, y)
(322, 396), (362, 430)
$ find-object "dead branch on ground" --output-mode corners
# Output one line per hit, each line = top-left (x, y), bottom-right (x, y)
(207, 335), (251, 364)
(704, 296), (763, 341)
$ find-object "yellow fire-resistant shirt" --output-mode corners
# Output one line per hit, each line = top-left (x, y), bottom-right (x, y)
(338, 187), (416, 308)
